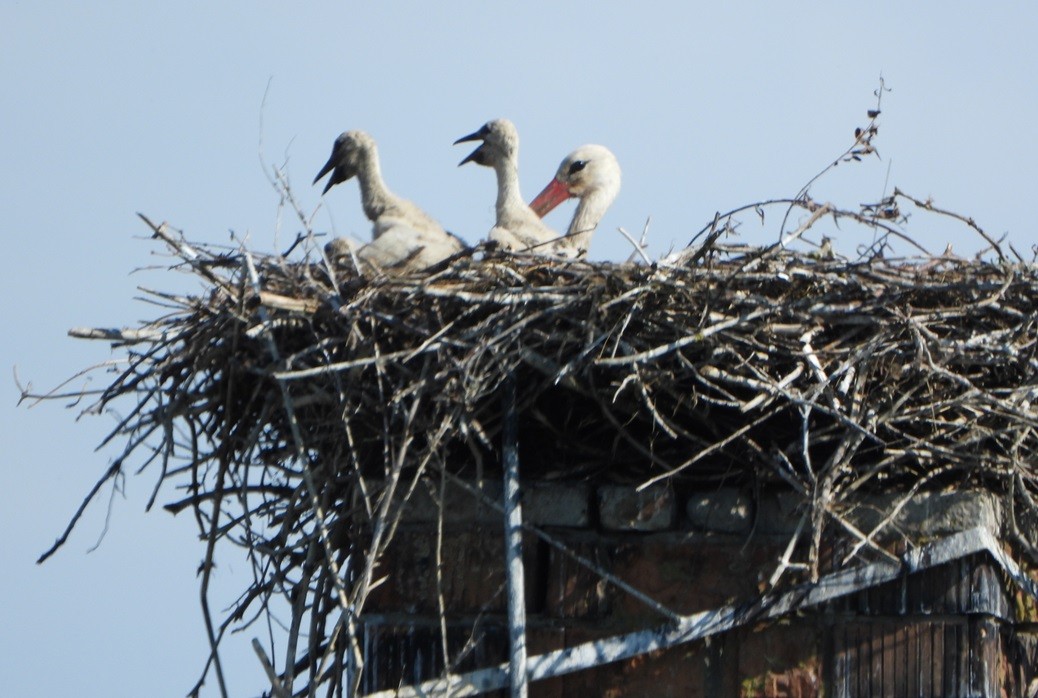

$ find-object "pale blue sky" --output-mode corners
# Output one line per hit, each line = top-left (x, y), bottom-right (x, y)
(4, 3), (1037, 696)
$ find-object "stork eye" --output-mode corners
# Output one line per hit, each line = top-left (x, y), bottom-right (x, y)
(568, 160), (588, 175)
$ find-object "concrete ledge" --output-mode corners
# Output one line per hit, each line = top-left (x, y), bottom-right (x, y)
(598, 483), (675, 531)
(686, 488), (752, 533)
(524, 481), (590, 527)
(399, 479), (502, 524)
(386, 478), (1002, 543)
(844, 490), (1002, 540)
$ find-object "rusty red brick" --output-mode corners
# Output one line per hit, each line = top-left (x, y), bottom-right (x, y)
(734, 623), (820, 698)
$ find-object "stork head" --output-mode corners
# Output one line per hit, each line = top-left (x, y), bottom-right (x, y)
(530, 144), (621, 218)
(454, 118), (519, 168)
(313, 130), (377, 194)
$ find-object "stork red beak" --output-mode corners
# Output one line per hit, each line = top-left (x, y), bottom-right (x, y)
(529, 177), (572, 218)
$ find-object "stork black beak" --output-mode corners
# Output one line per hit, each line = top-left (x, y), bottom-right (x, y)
(313, 154), (337, 188)
(314, 157), (358, 195)
(314, 134), (357, 194)
(453, 124), (489, 146)
(454, 124), (491, 167)
(457, 142), (489, 167)
(314, 161), (350, 194)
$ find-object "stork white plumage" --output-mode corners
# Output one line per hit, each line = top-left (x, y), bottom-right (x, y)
(454, 119), (566, 255)
(529, 144), (621, 258)
(314, 130), (466, 273)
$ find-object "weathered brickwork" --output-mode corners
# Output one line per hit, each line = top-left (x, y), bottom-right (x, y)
(360, 484), (1030, 695)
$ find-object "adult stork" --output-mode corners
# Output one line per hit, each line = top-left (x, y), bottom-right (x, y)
(529, 144), (621, 258)
(454, 119), (567, 256)
(314, 130), (465, 273)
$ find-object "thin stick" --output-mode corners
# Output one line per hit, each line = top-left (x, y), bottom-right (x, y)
(617, 224), (652, 265)
(252, 638), (290, 698)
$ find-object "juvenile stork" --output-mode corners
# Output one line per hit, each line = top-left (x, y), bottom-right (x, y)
(529, 144), (621, 258)
(454, 119), (566, 256)
(314, 130), (465, 273)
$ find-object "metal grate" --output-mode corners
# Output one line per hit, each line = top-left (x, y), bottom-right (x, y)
(830, 617), (999, 697)
(360, 620), (507, 694)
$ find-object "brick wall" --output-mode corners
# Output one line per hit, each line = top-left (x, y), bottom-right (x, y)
(358, 483), (1031, 696)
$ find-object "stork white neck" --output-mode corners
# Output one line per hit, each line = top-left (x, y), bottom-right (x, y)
(566, 185), (616, 252)
(492, 154), (533, 227)
(455, 119), (559, 251)
(351, 143), (399, 222)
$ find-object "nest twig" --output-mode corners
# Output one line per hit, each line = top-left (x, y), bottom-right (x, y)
(22, 182), (1038, 694)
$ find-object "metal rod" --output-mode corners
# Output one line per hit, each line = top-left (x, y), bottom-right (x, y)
(362, 526), (1026, 697)
(501, 374), (528, 698)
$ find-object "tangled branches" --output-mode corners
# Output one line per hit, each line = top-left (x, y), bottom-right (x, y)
(22, 189), (1038, 694)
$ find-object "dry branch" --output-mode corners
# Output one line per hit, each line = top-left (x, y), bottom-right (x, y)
(29, 194), (1038, 694)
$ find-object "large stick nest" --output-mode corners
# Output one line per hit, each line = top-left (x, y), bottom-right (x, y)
(32, 195), (1038, 694)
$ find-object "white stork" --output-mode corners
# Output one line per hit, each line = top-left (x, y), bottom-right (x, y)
(454, 119), (568, 256)
(314, 130), (465, 273)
